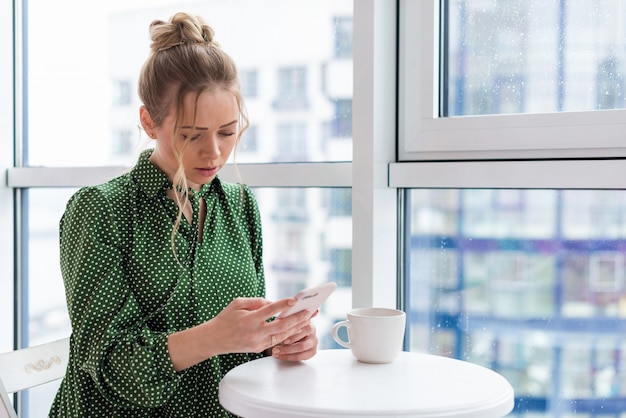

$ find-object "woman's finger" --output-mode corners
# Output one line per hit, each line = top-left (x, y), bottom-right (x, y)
(272, 333), (318, 361)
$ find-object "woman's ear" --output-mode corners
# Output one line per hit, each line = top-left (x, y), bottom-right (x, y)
(140, 106), (156, 139)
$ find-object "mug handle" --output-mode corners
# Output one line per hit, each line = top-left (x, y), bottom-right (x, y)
(332, 320), (351, 348)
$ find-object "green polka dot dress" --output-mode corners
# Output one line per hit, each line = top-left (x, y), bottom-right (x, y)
(49, 149), (265, 417)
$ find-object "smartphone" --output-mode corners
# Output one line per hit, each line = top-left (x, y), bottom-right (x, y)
(277, 282), (337, 318)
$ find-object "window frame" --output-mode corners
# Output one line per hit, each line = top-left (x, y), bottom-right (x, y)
(394, 3), (626, 414)
(393, 0), (626, 189)
(398, 0), (626, 162)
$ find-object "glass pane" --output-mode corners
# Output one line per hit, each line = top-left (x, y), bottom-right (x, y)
(252, 187), (353, 349)
(26, 188), (74, 417)
(407, 189), (626, 417)
(26, 0), (353, 166)
(444, 0), (626, 116)
(27, 189), (74, 347)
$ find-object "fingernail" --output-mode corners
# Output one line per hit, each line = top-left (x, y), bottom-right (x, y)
(273, 347), (281, 355)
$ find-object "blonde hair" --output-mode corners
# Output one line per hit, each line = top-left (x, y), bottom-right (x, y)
(138, 12), (248, 255)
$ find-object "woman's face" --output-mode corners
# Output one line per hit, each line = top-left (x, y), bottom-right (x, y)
(142, 88), (239, 191)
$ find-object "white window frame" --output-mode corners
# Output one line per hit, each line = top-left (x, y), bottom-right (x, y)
(398, 0), (626, 162)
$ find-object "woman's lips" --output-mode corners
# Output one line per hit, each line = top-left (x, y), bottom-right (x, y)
(195, 167), (219, 177)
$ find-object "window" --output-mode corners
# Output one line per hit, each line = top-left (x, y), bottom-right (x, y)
(399, 0), (626, 160)
(6, 1), (354, 416)
(405, 188), (626, 416)
(274, 67), (309, 110)
(396, 0), (626, 416)
(443, 0), (626, 116)
(271, 189), (307, 222)
(23, 188), (75, 416)
(597, 57), (625, 110)
(112, 129), (134, 155)
(238, 124), (258, 156)
(25, 1), (352, 166)
(331, 99), (352, 138)
(333, 16), (353, 59)
(240, 69), (259, 98)
(328, 188), (352, 216)
(329, 249), (352, 288)
(276, 188), (306, 208)
(275, 122), (307, 161)
(15, 1), (626, 416)
(112, 79), (133, 106)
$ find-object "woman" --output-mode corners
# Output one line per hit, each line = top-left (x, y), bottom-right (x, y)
(50, 12), (317, 417)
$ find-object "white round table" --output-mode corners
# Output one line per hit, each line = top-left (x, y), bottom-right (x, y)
(219, 349), (514, 418)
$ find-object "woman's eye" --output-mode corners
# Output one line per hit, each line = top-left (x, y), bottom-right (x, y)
(181, 134), (202, 141)
(220, 132), (236, 137)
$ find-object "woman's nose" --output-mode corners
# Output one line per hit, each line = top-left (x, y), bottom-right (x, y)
(202, 136), (221, 158)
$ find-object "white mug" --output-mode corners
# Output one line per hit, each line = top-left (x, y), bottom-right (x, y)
(332, 307), (406, 364)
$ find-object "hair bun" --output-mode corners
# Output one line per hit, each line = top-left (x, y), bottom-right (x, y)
(149, 12), (219, 53)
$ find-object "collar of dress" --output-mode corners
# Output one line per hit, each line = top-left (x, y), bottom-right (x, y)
(130, 148), (223, 200)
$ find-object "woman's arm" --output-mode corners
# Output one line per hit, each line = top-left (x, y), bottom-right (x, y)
(60, 186), (179, 408)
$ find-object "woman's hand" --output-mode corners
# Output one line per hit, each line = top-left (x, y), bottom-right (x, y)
(168, 297), (318, 371)
(270, 316), (318, 362)
(212, 297), (313, 354)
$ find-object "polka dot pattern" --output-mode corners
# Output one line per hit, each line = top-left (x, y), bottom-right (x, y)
(49, 149), (265, 417)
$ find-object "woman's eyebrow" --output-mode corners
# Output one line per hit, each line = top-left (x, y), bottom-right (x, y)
(219, 120), (238, 129)
(180, 126), (208, 130)
(180, 120), (237, 130)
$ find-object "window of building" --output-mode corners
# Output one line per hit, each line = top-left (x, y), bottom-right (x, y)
(274, 122), (307, 161)
(278, 188), (306, 208)
(240, 69), (259, 98)
(597, 57), (625, 110)
(328, 188), (351, 217)
(111, 129), (134, 155)
(238, 125), (258, 156)
(112, 79), (133, 106)
(273, 67), (309, 110)
(331, 99), (352, 138)
(329, 248), (352, 288)
(333, 16), (353, 59)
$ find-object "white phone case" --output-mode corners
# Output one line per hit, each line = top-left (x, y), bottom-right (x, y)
(277, 282), (337, 318)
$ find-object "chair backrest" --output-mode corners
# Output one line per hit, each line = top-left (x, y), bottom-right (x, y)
(0, 338), (70, 418)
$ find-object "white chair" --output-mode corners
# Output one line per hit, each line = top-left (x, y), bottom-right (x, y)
(0, 338), (69, 418)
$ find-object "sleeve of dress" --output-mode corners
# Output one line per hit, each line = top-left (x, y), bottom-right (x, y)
(240, 184), (266, 298)
(60, 186), (180, 408)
